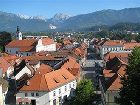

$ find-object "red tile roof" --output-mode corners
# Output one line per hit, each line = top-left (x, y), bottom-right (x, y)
(103, 56), (126, 91)
(104, 52), (130, 62)
(0, 57), (11, 74)
(63, 39), (72, 45)
(107, 77), (122, 91)
(22, 54), (55, 61)
(19, 46), (35, 52)
(124, 42), (140, 50)
(61, 56), (80, 77)
(42, 38), (54, 45)
(36, 64), (53, 74)
(6, 39), (37, 48)
(103, 40), (124, 46)
(21, 68), (76, 91)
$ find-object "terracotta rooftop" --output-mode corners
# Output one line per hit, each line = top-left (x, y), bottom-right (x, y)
(21, 68), (76, 91)
(107, 76), (122, 91)
(102, 40), (124, 46)
(22, 54), (55, 61)
(36, 64), (53, 74)
(19, 46), (35, 52)
(74, 47), (85, 57)
(61, 56), (80, 77)
(6, 39), (37, 48)
(0, 57), (11, 74)
(103, 57), (126, 91)
(42, 38), (54, 45)
(124, 42), (140, 50)
(63, 39), (72, 45)
(104, 52), (130, 62)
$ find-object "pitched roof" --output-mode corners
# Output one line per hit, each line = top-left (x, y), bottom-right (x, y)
(36, 64), (53, 74)
(6, 39), (37, 48)
(74, 47), (85, 57)
(61, 56), (80, 77)
(104, 52), (130, 62)
(107, 76), (122, 91)
(22, 54), (55, 61)
(42, 38), (54, 45)
(19, 46), (35, 52)
(103, 58), (126, 91)
(63, 39), (72, 45)
(0, 57), (11, 74)
(20, 68), (76, 91)
(124, 42), (140, 50)
(102, 40), (124, 46)
(62, 56), (80, 70)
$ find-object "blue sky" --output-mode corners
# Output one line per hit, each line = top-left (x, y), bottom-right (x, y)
(0, 0), (140, 18)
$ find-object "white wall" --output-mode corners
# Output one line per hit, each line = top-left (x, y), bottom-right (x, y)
(16, 91), (50, 105)
(36, 41), (56, 52)
(16, 80), (77, 105)
(49, 80), (77, 105)
(0, 84), (3, 105)
(100, 46), (124, 58)
(5, 47), (33, 56)
(5, 47), (19, 55)
(15, 66), (32, 80)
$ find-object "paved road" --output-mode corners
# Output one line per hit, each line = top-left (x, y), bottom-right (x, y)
(82, 48), (104, 87)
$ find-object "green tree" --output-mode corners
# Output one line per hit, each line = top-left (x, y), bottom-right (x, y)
(70, 79), (95, 105)
(0, 31), (12, 52)
(118, 47), (140, 105)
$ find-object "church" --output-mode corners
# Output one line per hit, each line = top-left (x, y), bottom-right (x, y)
(5, 26), (56, 56)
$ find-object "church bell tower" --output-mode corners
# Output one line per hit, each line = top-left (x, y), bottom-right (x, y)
(16, 26), (22, 40)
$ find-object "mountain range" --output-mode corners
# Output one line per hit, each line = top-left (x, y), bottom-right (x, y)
(1, 7), (140, 32)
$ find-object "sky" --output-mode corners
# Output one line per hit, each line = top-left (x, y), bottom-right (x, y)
(0, 0), (140, 18)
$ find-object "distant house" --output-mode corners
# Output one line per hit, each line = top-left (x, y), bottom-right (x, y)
(124, 42), (140, 51)
(100, 40), (124, 58)
(0, 78), (8, 105)
(94, 39), (125, 59)
(36, 38), (56, 52)
(5, 38), (57, 56)
(99, 56), (127, 105)
(16, 68), (77, 105)
(5, 39), (37, 56)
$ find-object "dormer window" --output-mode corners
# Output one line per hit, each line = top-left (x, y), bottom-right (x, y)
(53, 78), (59, 83)
(62, 74), (68, 80)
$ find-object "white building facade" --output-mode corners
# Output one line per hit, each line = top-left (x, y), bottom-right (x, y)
(16, 80), (77, 105)
(0, 84), (3, 105)
(36, 39), (56, 52)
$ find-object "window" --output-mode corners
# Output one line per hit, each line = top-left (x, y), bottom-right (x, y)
(65, 86), (67, 91)
(27, 53), (29, 56)
(73, 82), (75, 87)
(25, 102), (29, 105)
(31, 93), (34, 97)
(19, 102), (22, 105)
(69, 84), (71, 89)
(59, 97), (62, 103)
(59, 89), (61, 94)
(107, 48), (108, 51)
(16, 51), (18, 54)
(53, 99), (56, 105)
(25, 93), (28, 97)
(36, 93), (39, 96)
(53, 91), (56, 96)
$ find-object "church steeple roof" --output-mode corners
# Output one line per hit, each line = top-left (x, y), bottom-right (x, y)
(17, 26), (20, 33)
